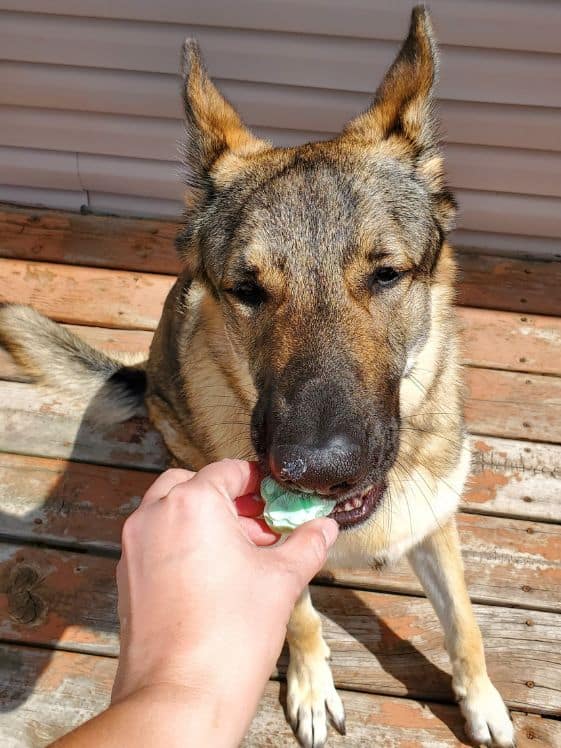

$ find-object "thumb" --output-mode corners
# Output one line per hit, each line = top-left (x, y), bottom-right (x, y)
(274, 518), (339, 592)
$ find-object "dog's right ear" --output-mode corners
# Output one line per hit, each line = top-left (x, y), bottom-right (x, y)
(180, 40), (268, 208)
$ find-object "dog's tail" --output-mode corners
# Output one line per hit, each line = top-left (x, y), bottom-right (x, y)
(0, 304), (146, 424)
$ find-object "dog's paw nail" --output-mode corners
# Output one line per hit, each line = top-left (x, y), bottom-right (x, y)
(332, 714), (346, 736)
(460, 679), (515, 748)
(287, 655), (344, 748)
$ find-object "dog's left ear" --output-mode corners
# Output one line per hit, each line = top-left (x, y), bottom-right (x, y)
(340, 5), (456, 230)
(180, 40), (269, 207)
(342, 6), (437, 151)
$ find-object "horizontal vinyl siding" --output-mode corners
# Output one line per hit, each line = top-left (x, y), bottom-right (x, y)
(0, 4), (560, 258)
(2, 62), (561, 153)
(2, 13), (560, 107)
(2, 0), (560, 54)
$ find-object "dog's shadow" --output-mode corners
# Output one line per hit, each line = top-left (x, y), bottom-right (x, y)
(0, 381), (467, 745)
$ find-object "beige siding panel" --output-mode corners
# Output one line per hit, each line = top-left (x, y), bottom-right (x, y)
(78, 154), (181, 201)
(2, 0), (560, 54)
(438, 101), (561, 153)
(3, 109), (561, 200)
(0, 147), (81, 192)
(0, 106), (321, 159)
(1, 13), (560, 108)
(444, 145), (561, 200)
(88, 192), (183, 219)
(0, 186), (87, 211)
(80, 148), (561, 202)
(2, 62), (561, 154)
(0, 106), (182, 161)
(456, 191), (561, 241)
(451, 231), (561, 261)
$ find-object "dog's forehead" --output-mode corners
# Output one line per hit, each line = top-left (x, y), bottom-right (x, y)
(239, 155), (433, 272)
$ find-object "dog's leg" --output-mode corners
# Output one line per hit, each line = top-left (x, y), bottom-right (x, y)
(286, 587), (345, 748)
(407, 518), (514, 747)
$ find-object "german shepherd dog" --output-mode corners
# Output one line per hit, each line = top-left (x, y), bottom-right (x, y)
(0, 7), (514, 747)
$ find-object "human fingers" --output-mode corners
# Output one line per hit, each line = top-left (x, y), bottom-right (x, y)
(139, 468), (196, 507)
(238, 516), (280, 546)
(186, 459), (261, 508)
(272, 518), (339, 590)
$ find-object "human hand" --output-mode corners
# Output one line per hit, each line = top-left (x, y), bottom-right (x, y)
(112, 459), (338, 745)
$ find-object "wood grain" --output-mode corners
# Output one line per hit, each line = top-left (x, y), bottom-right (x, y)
(2, 206), (561, 316)
(465, 368), (561, 443)
(458, 307), (561, 376)
(0, 207), (179, 274)
(0, 381), (168, 471)
(1, 309), (559, 381)
(324, 512), (561, 613)
(3, 643), (558, 748)
(457, 253), (561, 316)
(0, 452), (153, 551)
(0, 437), (560, 560)
(0, 543), (560, 714)
(467, 437), (561, 522)
(0, 258), (174, 330)
(1, 645), (560, 748)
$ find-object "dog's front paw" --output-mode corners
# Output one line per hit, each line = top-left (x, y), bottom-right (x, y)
(286, 650), (345, 748)
(457, 678), (515, 747)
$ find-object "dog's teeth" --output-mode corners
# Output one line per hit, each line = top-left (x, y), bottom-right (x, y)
(352, 497), (362, 508)
(343, 501), (353, 512)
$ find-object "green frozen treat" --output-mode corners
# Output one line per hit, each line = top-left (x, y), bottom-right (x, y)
(261, 476), (336, 533)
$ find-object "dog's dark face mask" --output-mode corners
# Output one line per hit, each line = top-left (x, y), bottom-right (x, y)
(176, 8), (456, 527)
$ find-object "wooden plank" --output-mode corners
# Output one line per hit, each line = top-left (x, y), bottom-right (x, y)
(467, 437), (561, 522)
(0, 258), (174, 330)
(0, 207), (179, 274)
(1, 543), (560, 714)
(465, 368), (561, 444)
(5, 645), (561, 748)
(0, 382), (168, 471)
(0, 640), (558, 748)
(0, 453), (152, 551)
(0, 639), (557, 748)
(2, 208), (561, 316)
(1, 359), (558, 465)
(325, 512), (561, 614)
(457, 254), (561, 317)
(458, 308), (561, 377)
(0, 435), (559, 555)
(1, 312), (560, 383)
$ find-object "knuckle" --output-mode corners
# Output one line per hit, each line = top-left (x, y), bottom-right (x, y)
(120, 514), (138, 549)
(166, 483), (190, 502)
(163, 467), (193, 483)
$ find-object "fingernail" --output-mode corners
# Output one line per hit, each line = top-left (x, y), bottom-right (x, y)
(321, 518), (339, 547)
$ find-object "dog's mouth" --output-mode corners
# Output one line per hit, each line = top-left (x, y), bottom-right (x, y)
(328, 484), (385, 529)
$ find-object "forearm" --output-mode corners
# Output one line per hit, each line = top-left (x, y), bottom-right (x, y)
(52, 683), (251, 748)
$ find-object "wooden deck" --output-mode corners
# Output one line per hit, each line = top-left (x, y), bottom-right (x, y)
(0, 205), (560, 747)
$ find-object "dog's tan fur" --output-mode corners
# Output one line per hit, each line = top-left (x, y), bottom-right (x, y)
(0, 7), (514, 747)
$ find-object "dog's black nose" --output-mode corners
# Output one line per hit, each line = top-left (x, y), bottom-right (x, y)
(269, 434), (365, 494)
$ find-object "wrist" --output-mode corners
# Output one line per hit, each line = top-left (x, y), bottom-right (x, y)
(117, 680), (251, 747)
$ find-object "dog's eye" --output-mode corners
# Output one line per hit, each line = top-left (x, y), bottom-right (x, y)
(369, 266), (402, 289)
(227, 282), (267, 307)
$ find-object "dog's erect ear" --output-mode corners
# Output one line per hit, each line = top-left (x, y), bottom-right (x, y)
(180, 40), (268, 205)
(341, 7), (456, 232)
(342, 6), (438, 153)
